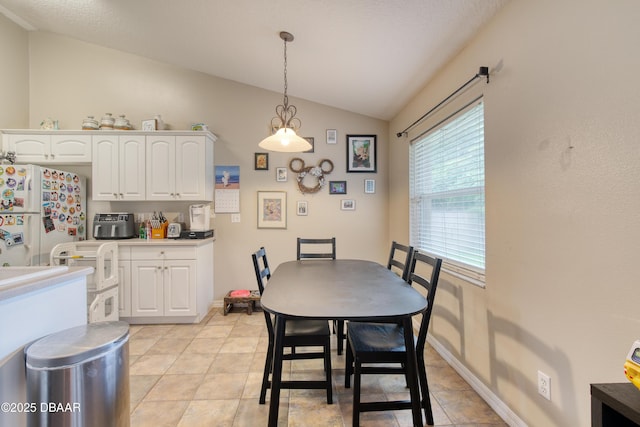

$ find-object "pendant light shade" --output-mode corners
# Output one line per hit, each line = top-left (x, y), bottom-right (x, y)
(259, 127), (311, 152)
(258, 31), (312, 153)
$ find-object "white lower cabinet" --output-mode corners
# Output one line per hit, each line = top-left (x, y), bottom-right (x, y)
(131, 258), (196, 317)
(117, 246), (131, 317)
(119, 240), (213, 323)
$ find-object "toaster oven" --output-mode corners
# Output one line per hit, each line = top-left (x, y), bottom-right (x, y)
(93, 213), (136, 239)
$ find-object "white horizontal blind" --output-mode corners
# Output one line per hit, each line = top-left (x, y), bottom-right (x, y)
(409, 101), (485, 277)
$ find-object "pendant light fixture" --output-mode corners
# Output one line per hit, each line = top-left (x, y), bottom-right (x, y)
(259, 31), (312, 152)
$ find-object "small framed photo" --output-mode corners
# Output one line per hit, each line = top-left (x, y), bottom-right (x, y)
(142, 119), (157, 131)
(257, 191), (287, 229)
(329, 181), (347, 195)
(347, 134), (377, 173)
(303, 137), (315, 153)
(341, 199), (356, 211)
(276, 167), (287, 182)
(326, 129), (337, 144)
(297, 200), (308, 216)
(364, 179), (375, 194)
(255, 152), (269, 170)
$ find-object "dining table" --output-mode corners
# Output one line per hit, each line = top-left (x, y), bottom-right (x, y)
(260, 259), (428, 427)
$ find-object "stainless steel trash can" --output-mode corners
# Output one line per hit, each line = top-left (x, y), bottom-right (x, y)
(25, 321), (130, 427)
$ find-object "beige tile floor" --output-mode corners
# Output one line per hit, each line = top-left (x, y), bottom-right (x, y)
(128, 307), (507, 427)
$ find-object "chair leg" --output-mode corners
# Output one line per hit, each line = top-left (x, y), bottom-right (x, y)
(336, 320), (345, 355)
(417, 354), (434, 425)
(324, 338), (333, 404)
(352, 358), (362, 427)
(345, 338), (353, 388)
(260, 340), (274, 404)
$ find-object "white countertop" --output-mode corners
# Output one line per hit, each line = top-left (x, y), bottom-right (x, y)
(92, 236), (215, 247)
(0, 266), (94, 302)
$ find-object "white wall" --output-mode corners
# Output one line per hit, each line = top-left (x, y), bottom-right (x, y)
(390, 1), (640, 426)
(1, 30), (389, 302)
(0, 13), (28, 128)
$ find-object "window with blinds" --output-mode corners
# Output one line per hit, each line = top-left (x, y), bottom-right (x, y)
(409, 100), (485, 284)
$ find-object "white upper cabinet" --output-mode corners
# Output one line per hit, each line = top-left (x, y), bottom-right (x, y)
(92, 134), (146, 201)
(146, 133), (214, 201)
(3, 131), (92, 164)
(2, 130), (215, 202)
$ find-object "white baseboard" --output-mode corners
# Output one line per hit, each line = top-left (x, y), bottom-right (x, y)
(427, 335), (527, 427)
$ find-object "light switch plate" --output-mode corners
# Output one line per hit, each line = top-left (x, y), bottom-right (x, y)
(231, 214), (241, 223)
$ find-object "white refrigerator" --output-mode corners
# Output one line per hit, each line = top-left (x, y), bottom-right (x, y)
(0, 164), (86, 266)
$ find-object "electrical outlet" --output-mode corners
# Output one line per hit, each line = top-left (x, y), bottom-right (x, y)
(538, 370), (551, 400)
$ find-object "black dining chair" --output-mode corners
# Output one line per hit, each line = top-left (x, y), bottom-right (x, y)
(387, 241), (414, 281)
(252, 247), (333, 405)
(344, 250), (442, 426)
(296, 237), (345, 354)
(296, 237), (336, 260)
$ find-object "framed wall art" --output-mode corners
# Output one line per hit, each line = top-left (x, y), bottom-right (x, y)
(297, 200), (308, 216)
(329, 181), (347, 195)
(341, 199), (356, 210)
(347, 134), (377, 173)
(276, 167), (288, 182)
(326, 129), (337, 144)
(364, 179), (375, 194)
(303, 137), (315, 153)
(255, 152), (269, 170)
(257, 191), (287, 229)
(141, 119), (157, 131)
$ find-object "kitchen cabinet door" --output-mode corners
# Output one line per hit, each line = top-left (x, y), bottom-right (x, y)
(119, 135), (146, 200)
(92, 135), (119, 200)
(92, 134), (145, 200)
(163, 260), (197, 316)
(118, 259), (131, 317)
(146, 135), (176, 200)
(131, 260), (163, 316)
(6, 134), (50, 163)
(175, 136), (210, 201)
(6, 133), (91, 164)
(51, 135), (92, 163)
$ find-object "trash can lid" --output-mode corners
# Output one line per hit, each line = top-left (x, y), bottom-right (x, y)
(26, 321), (129, 368)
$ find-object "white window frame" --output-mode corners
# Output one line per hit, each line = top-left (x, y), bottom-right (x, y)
(409, 99), (486, 287)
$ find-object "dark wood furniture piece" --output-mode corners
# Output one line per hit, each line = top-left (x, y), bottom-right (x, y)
(296, 237), (346, 354)
(345, 251), (442, 426)
(296, 237), (336, 260)
(251, 247), (332, 405)
(260, 259), (428, 427)
(387, 240), (414, 281)
(223, 290), (261, 315)
(591, 383), (640, 426)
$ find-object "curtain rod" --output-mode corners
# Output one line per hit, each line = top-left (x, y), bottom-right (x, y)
(396, 66), (489, 138)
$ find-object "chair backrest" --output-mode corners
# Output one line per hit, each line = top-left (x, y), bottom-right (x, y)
(252, 246), (271, 295)
(387, 241), (414, 281)
(297, 237), (336, 260)
(406, 250), (442, 354)
(251, 247), (275, 337)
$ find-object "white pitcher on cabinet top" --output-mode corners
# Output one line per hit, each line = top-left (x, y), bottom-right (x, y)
(189, 204), (210, 231)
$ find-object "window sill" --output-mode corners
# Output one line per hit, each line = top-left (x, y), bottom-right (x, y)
(441, 262), (485, 288)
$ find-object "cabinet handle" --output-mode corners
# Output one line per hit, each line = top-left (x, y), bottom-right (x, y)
(157, 266), (162, 270)
(160, 251), (165, 255)
(164, 266), (168, 270)
(50, 154), (55, 159)
(44, 154), (49, 159)
(176, 193), (180, 198)
(119, 193), (123, 198)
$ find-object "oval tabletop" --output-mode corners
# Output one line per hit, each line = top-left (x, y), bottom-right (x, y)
(260, 259), (427, 320)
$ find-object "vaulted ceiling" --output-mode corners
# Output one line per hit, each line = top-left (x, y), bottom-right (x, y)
(0, 0), (509, 120)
